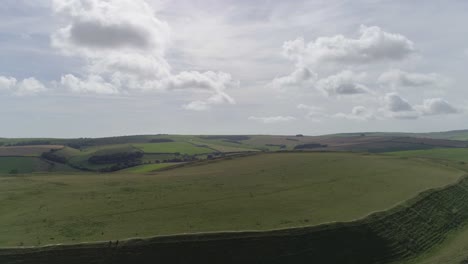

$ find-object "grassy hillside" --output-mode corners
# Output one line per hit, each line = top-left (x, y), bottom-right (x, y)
(0, 152), (462, 247)
(405, 224), (468, 264)
(384, 147), (468, 263)
(387, 148), (468, 163)
(0, 157), (43, 173)
(116, 163), (178, 173)
(422, 130), (468, 141)
(0, 157), (75, 174)
(328, 130), (468, 141)
(0, 145), (63, 157)
(2, 176), (468, 264)
(133, 142), (212, 154)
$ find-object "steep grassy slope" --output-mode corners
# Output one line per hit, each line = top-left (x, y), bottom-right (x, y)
(385, 148), (468, 264)
(0, 152), (462, 247)
(404, 225), (468, 264)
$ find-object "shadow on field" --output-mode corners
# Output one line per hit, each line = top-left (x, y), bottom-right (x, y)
(2, 176), (468, 264)
(0, 227), (392, 264)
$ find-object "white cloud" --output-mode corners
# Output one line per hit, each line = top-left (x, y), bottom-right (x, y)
(248, 115), (296, 124)
(52, 0), (170, 56)
(297, 103), (325, 121)
(334, 106), (376, 121)
(182, 101), (209, 111)
(0, 76), (17, 90)
(0, 76), (46, 96)
(381, 93), (459, 119)
(316, 70), (369, 96)
(381, 93), (419, 119)
(284, 25), (415, 66)
(166, 71), (235, 99)
(416, 98), (459, 116)
(15, 78), (47, 96)
(60, 74), (119, 94)
(383, 93), (413, 112)
(282, 37), (306, 62)
(269, 67), (316, 90)
(378, 69), (445, 88)
(169, 71), (237, 110)
(50, 0), (236, 109)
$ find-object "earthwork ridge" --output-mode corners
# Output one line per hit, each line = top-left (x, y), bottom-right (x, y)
(2, 175), (468, 264)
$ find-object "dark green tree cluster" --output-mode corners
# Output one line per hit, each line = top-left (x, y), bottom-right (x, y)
(88, 152), (144, 165)
(294, 143), (327, 150)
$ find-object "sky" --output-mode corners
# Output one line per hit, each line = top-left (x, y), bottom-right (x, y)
(1, 0), (468, 138)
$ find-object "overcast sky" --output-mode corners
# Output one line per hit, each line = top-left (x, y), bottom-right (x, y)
(1, 0), (467, 137)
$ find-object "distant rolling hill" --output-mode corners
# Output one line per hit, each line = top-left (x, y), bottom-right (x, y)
(327, 129), (468, 141)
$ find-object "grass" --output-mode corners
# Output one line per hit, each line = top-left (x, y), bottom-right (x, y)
(385, 147), (468, 264)
(0, 152), (462, 247)
(190, 141), (259, 153)
(0, 145), (63, 157)
(3, 175), (468, 264)
(117, 163), (179, 173)
(65, 145), (142, 170)
(133, 142), (213, 155)
(0, 157), (40, 173)
(402, 225), (468, 264)
(52, 147), (82, 160)
(386, 148), (468, 163)
(0, 157), (76, 174)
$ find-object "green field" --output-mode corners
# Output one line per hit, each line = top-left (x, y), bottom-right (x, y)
(0, 157), (75, 174)
(0, 152), (462, 247)
(190, 141), (259, 153)
(387, 148), (468, 163)
(133, 142), (213, 154)
(0, 157), (41, 173)
(117, 163), (179, 173)
(0, 145), (63, 157)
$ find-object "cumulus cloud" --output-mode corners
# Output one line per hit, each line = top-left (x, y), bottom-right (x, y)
(52, 0), (170, 56)
(269, 67), (316, 90)
(179, 72), (236, 111)
(416, 98), (459, 116)
(0, 76), (16, 90)
(283, 25), (415, 66)
(282, 37), (306, 62)
(380, 93), (419, 119)
(50, 0), (236, 109)
(316, 70), (369, 96)
(0, 76), (46, 96)
(248, 116), (296, 124)
(15, 78), (47, 96)
(383, 93), (414, 112)
(60, 74), (119, 94)
(381, 93), (459, 119)
(378, 69), (445, 87)
(334, 106), (376, 121)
